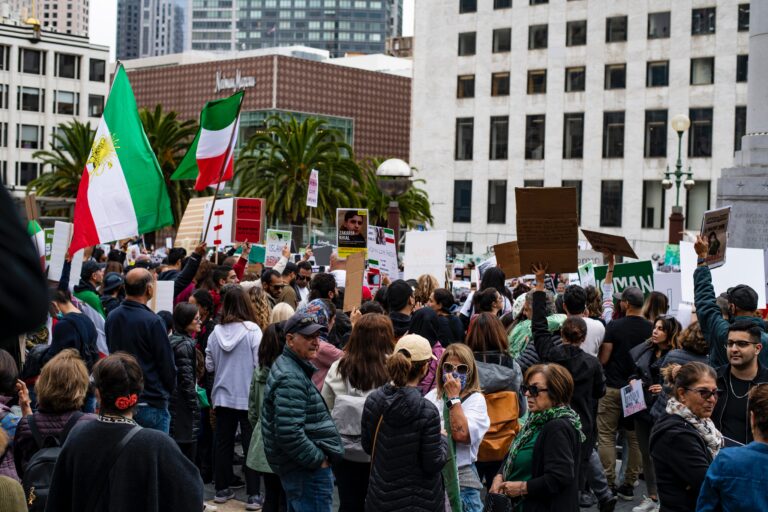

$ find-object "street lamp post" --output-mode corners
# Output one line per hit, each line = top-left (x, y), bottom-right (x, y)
(663, 114), (696, 244)
(375, 159), (413, 247)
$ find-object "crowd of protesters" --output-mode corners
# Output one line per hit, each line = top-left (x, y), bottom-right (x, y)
(1, 184), (768, 512)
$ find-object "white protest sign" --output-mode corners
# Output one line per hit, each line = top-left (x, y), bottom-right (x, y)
(404, 230), (447, 283)
(306, 168), (319, 208)
(578, 261), (596, 287)
(149, 280), (174, 313)
(621, 380), (647, 417)
(203, 198), (234, 247)
(654, 272), (682, 317)
(680, 241), (766, 306)
(367, 226), (398, 277)
(48, 221), (84, 286)
(265, 229), (292, 267)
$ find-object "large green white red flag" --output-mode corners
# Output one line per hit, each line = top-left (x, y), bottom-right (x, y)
(69, 66), (173, 255)
(171, 91), (243, 191)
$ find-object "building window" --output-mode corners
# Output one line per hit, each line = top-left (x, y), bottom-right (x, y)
(455, 117), (474, 160)
(458, 32), (476, 56)
(17, 125), (43, 149)
(487, 180), (507, 224)
(0, 84), (7, 109)
(692, 7), (716, 35)
(527, 69), (546, 94)
(18, 87), (43, 112)
(489, 116), (509, 160)
(493, 28), (511, 53)
(19, 48), (44, 74)
(648, 12), (671, 39)
(689, 108), (713, 157)
(603, 111), (625, 158)
(642, 181), (666, 229)
(736, 55), (748, 83)
(88, 94), (105, 117)
(453, 180), (472, 223)
(562, 179), (582, 220)
(0, 124), (6, 147)
(55, 90), (79, 115)
(457, 75), (475, 99)
(606, 16), (627, 43)
(604, 64), (626, 89)
(646, 61), (669, 87)
(524, 180), (544, 187)
(0, 46), (9, 71)
(16, 162), (38, 186)
(563, 113), (584, 159)
(735, 106), (746, 152)
(738, 4), (749, 32)
(530, 0), (547, 4)
(600, 181), (623, 227)
(494, 0), (511, 9)
(691, 57), (715, 85)
(459, 0), (476, 14)
(55, 53), (80, 79)
(566, 20), (587, 46)
(645, 110), (668, 158)
(89, 59), (106, 81)
(491, 72), (510, 96)
(528, 24), (548, 49)
(686, 181), (711, 229)
(565, 67), (585, 92)
(525, 114), (545, 160)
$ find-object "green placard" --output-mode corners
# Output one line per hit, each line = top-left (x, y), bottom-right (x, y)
(593, 260), (655, 296)
(249, 244), (266, 264)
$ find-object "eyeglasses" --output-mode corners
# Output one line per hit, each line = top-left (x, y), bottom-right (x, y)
(442, 363), (469, 375)
(726, 340), (759, 349)
(521, 384), (549, 398)
(684, 387), (721, 400)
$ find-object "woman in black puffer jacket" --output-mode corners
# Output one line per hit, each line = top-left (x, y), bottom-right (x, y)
(362, 334), (448, 511)
(169, 302), (201, 462)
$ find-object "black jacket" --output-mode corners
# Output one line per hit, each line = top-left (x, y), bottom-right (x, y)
(436, 314), (464, 346)
(100, 295), (123, 318)
(173, 253), (201, 299)
(389, 312), (412, 338)
(43, 312), (98, 370)
(168, 332), (200, 443)
(712, 363), (768, 445)
(650, 412), (713, 512)
(362, 384), (448, 512)
(629, 341), (669, 424)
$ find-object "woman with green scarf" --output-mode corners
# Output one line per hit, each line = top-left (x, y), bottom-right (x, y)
(489, 363), (585, 512)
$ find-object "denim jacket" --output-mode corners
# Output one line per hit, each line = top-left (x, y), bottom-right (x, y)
(697, 442), (768, 512)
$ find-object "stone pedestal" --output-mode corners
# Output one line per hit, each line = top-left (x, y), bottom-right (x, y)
(668, 206), (685, 245)
(387, 200), (400, 248)
(717, 167), (768, 249)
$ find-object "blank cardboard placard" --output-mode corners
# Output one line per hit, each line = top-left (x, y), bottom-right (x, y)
(403, 230), (447, 283)
(494, 241), (521, 277)
(175, 197), (211, 253)
(343, 252), (365, 312)
(312, 245), (333, 267)
(48, 221), (84, 286)
(515, 187), (578, 273)
(149, 280), (174, 313)
(581, 229), (638, 259)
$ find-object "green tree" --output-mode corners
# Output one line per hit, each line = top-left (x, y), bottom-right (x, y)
(235, 115), (363, 225)
(139, 105), (200, 226)
(361, 157), (434, 229)
(28, 120), (95, 197)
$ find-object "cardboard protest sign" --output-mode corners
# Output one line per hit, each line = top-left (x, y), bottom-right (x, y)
(48, 222), (84, 285)
(265, 229), (292, 267)
(149, 280), (174, 313)
(306, 169), (319, 208)
(312, 244), (333, 267)
(336, 209), (368, 259)
(343, 252), (365, 312)
(203, 198), (234, 247)
(581, 229), (638, 259)
(494, 241), (521, 278)
(515, 187), (579, 273)
(233, 198), (265, 244)
(175, 197), (211, 253)
(700, 206), (730, 269)
(621, 380), (647, 417)
(404, 230), (447, 283)
(367, 226), (398, 277)
(593, 261), (655, 296)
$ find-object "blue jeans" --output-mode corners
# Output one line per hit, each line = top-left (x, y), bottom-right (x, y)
(281, 466), (334, 512)
(460, 486), (483, 512)
(134, 404), (170, 433)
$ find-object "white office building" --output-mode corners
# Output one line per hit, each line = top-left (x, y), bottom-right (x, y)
(0, 23), (109, 194)
(411, 0), (750, 259)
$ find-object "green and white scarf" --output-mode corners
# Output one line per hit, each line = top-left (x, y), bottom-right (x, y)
(502, 406), (585, 481)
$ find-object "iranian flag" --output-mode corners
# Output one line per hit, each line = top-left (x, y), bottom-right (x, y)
(69, 66), (173, 255)
(27, 220), (45, 269)
(171, 91), (243, 191)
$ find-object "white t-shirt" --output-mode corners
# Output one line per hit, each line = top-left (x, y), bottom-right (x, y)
(298, 286), (310, 304)
(459, 291), (513, 317)
(581, 317), (606, 357)
(424, 389), (490, 468)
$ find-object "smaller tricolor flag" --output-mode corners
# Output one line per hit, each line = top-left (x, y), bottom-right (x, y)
(171, 91), (243, 191)
(27, 220), (45, 270)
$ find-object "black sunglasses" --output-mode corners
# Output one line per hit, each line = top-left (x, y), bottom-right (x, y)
(685, 387), (721, 400)
(443, 363), (469, 375)
(296, 275), (310, 282)
(521, 384), (549, 398)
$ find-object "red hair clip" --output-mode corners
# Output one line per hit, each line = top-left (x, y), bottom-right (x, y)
(115, 393), (138, 410)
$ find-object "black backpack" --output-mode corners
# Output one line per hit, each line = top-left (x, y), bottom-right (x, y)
(22, 412), (83, 511)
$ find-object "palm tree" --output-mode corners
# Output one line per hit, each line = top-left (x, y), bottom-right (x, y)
(139, 105), (200, 226)
(28, 120), (95, 197)
(235, 115), (363, 226)
(360, 157), (434, 229)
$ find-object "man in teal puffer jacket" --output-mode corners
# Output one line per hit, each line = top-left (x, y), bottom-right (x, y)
(262, 312), (344, 512)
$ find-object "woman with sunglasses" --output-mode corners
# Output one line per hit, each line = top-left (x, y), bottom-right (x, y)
(425, 344), (490, 511)
(650, 362), (723, 512)
(490, 363), (584, 512)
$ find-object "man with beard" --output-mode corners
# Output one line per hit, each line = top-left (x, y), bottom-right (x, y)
(712, 321), (768, 446)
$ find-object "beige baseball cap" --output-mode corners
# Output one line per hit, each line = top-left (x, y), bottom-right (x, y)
(394, 334), (437, 362)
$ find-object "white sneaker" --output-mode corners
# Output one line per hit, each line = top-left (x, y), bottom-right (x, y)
(632, 496), (659, 512)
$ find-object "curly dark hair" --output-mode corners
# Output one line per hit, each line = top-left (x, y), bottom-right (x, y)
(678, 321), (709, 356)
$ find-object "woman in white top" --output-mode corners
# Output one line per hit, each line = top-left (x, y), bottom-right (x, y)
(425, 343), (490, 512)
(459, 267), (514, 321)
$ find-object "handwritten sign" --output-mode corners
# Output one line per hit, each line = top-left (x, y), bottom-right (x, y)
(581, 229), (638, 259)
(265, 229), (291, 267)
(700, 206), (730, 269)
(621, 380), (647, 417)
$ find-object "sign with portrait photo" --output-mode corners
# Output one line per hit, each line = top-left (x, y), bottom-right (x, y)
(700, 206), (730, 269)
(336, 208), (368, 259)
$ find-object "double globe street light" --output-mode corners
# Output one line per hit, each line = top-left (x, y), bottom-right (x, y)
(663, 113), (696, 244)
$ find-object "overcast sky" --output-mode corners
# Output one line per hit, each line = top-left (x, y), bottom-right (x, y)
(90, 0), (415, 61)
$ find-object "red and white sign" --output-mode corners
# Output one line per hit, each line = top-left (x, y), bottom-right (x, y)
(306, 169), (319, 208)
(233, 198), (265, 243)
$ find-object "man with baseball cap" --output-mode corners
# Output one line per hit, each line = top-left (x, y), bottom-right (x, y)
(262, 312), (343, 512)
(693, 235), (768, 368)
(74, 260), (106, 317)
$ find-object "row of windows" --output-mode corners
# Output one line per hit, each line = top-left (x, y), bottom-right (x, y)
(452, 178), (711, 230)
(243, 0), (384, 8)
(458, 6), (749, 56)
(454, 107), (746, 161)
(6, 48), (106, 81)
(12, 86), (104, 117)
(0, 161), (40, 187)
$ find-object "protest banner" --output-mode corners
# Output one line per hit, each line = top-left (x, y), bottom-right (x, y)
(343, 252), (365, 312)
(493, 241), (521, 278)
(700, 206), (731, 269)
(581, 229), (638, 259)
(203, 198), (234, 247)
(48, 221), (84, 286)
(593, 260), (655, 295)
(404, 230), (447, 284)
(149, 280), (174, 313)
(680, 241), (766, 306)
(336, 209), (368, 259)
(367, 226), (398, 277)
(621, 380), (647, 417)
(174, 197), (210, 253)
(306, 168), (319, 208)
(265, 229), (292, 267)
(515, 187), (579, 273)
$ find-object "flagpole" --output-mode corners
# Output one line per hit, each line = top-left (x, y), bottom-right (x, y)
(201, 90), (246, 245)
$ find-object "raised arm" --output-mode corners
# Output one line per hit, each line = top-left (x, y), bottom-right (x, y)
(692, 235), (729, 368)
